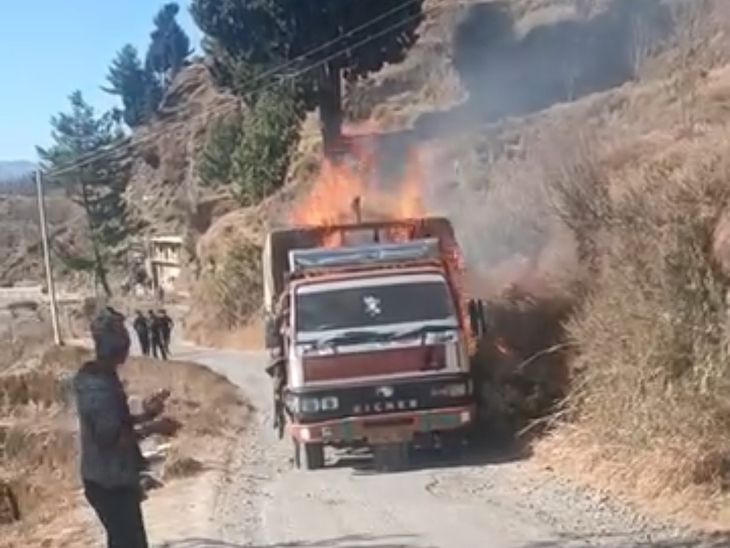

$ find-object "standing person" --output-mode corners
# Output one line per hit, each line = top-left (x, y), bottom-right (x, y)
(148, 310), (167, 361)
(73, 307), (177, 548)
(158, 309), (174, 356)
(132, 311), (150, 356)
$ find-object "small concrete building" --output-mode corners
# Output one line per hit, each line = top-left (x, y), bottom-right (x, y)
(148, 235), (184, 293)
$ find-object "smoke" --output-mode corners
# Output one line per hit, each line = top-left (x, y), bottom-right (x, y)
(338, 0), (676, 296)
(449, 0), (672, 124)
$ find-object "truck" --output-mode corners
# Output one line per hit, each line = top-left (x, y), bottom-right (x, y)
(262, 216), (484, 471)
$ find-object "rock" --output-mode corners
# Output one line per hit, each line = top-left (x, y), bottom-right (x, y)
(0, 481), (20, 524)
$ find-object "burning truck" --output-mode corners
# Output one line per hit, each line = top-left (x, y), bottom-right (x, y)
(262, 214), (486, 470)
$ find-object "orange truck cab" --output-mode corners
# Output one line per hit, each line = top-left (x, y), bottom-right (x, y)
(262, 217), (480, 470)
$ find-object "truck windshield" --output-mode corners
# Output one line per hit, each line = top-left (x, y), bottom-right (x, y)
(295, 276), (456, 334)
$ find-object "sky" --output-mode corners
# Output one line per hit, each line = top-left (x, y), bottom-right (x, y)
(0, 1), (204, 162)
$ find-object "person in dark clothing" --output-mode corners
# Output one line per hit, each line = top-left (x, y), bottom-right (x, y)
(132, 310), (150, 356)
(73, 307), (178, 548)
(148, 310), (167, 360)
(157, 309), (174, 356)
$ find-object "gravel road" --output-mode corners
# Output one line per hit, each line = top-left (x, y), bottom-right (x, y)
(164, 347), (720, 548)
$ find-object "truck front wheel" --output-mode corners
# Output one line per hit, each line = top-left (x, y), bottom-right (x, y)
(303, 443), (325, 470)
(294, 441), (325, 470)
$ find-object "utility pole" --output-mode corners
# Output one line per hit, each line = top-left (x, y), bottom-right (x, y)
(36, 170), (62, 345)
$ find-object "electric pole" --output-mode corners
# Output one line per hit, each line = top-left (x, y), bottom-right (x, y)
(36, 169), (62, 345)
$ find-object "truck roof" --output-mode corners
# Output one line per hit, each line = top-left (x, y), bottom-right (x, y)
(288, 238), (441, 275)
(288, 265), (449, 291)
(262, 217), (460, 315)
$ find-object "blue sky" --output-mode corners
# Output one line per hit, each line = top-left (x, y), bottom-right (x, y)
(0, 1), (203, 161)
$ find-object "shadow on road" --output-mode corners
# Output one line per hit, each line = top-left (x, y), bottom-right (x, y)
(160, 533), (428, 547)
(328, 431), (530, 475)
(524, 530), (730, 548)
(161, 530), (730, 547)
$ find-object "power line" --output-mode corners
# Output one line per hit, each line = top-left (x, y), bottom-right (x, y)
(244, 0), (423, 90)
(46, 1), (474, 179)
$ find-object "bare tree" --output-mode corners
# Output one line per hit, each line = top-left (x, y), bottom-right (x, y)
(672, 0), (712, 135)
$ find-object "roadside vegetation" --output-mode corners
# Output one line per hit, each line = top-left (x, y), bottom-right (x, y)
(541, 132), (730, 524)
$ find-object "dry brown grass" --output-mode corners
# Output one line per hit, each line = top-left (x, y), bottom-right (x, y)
(0, 345), (250, 547)
(187, 237), (263, 346)
(539, 129), (730, 527)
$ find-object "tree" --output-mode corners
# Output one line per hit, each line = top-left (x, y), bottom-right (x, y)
(198, 112), (244, 188)
(103, 44), (161, 127)
(191, 0), (425, 154)
(37, 92), (130, 297)
(231, 86), (302, 205)
(147, 3), (193, 90)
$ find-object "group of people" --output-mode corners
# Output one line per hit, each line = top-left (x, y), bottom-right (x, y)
(132, 309), (173, 360)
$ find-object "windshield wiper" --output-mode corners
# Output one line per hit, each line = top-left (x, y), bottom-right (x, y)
(318, 330), (394, 347)
(390, 324), (457, 342)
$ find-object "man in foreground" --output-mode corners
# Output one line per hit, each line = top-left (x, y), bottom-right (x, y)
(73, 307), (177, 548)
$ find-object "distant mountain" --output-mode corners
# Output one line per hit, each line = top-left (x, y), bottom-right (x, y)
(0, 161), (37, 195)
(0, 160), (36, 182)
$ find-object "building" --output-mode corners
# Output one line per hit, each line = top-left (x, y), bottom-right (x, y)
(148, 235), (184, 293)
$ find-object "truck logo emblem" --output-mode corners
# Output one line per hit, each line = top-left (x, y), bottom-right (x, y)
(375, 385), (394, 398)
(363, 295), (382, 317)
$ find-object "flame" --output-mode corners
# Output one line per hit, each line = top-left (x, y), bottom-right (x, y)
(291, 131), (426, 228)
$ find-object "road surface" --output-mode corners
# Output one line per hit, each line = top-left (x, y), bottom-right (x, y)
(165, 346), (712, 548)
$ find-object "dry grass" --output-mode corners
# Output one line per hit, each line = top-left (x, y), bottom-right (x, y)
(538, 129), (730, 527)
(187, 237), (263, 346)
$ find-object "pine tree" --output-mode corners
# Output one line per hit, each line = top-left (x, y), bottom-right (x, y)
(198, 113), (243, 188)
(146, 3), (193, 90)
(104, 44), (161, 127)
(191, 0), (425, 154)
(37, 92), (130, 297)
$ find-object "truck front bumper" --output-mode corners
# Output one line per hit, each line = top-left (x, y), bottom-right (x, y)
(289, 405), (474, 444)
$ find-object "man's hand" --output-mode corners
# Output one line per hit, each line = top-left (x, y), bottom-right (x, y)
(142, 389), (170, 419)
(137, 416), (181, 439)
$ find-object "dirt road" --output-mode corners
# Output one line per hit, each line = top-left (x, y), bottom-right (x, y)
(165, 347), (714, 548)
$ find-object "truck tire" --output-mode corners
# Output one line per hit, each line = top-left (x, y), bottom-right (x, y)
(303, 443), (325, 470)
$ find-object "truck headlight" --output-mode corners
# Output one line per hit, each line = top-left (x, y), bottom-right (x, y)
(431, 382), (468, 398)
(300, 397), (320, 413)
(291, 395), (340, 413)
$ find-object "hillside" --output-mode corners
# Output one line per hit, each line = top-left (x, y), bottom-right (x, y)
(123, 63), (242, 239)
(0, 192), (87, 287)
